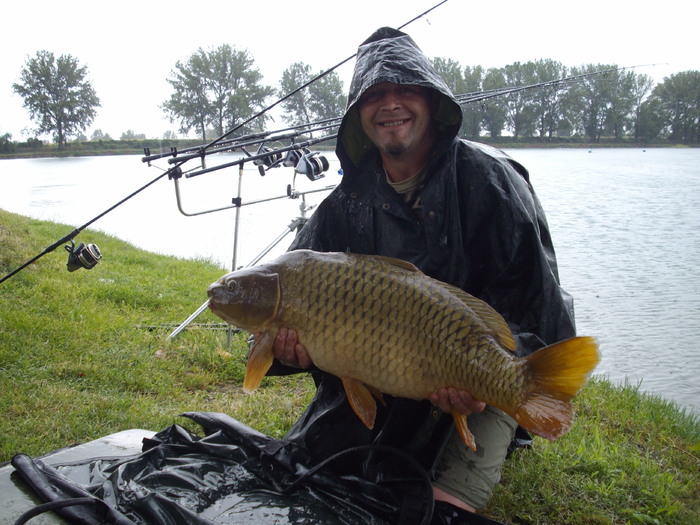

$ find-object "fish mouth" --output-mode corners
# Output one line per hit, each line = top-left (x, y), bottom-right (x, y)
(206, 283), (227, 314)
(207, 297), (233, 324)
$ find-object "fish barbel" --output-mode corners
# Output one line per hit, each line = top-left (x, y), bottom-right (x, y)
(207, 249), (599, 451)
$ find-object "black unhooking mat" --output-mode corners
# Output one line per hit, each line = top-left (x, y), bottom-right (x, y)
(11, 411), (501, 525)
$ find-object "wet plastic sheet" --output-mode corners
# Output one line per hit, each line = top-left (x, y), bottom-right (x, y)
(11, 412), (437, 524)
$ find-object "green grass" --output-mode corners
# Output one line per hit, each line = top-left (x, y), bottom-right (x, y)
(0, 209), (314, 459)
(485, 378), (700, 524)
(1, 209), (699, 524)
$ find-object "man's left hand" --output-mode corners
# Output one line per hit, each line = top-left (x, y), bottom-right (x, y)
(429, 387), (486, 416)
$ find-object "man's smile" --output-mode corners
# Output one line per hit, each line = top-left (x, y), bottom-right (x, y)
(380, 119), (410, 128)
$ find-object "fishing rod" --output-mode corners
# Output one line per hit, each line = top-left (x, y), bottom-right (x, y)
(0, 1), (450, 285)
(159, 65), (632, 183)
(162, 122), (340, 167)
(141, 117), (343, 164)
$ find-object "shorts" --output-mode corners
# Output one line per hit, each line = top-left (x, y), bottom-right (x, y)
(432, 406), (518, 510)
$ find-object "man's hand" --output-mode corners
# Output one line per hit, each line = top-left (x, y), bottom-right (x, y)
(429, 387), (486, 416)
(271, 327), (312, 369)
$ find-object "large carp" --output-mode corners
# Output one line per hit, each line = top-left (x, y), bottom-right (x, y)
(207, 249), (599, 451)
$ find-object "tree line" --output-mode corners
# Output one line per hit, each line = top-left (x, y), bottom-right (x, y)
(5, 46), (700, 153)
(435, 58), (700, 144)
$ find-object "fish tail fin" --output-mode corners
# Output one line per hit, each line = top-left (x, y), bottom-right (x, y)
(242, 330), (275, 393)
(515, 336), (600, 440)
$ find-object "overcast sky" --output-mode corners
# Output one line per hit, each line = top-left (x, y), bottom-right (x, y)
(1, 0), (696, 140)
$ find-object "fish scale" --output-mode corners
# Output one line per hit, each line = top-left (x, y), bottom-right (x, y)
(207, 249), (599, 451)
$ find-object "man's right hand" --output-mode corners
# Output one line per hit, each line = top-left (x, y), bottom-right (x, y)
(272, 326), (312, 369)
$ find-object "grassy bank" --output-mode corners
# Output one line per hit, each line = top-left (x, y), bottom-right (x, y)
(1, 210), (698, 523)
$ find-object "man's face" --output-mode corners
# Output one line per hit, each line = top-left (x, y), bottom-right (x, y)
(358, 82), (435, 160)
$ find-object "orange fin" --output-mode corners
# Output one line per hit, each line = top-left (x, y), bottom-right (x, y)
(242, 330), (275, 393)
(516, 336), (600, 440)
(341, 377), (378, 429)
(451, 410), (476, 451)
(366, 384), (386, 406)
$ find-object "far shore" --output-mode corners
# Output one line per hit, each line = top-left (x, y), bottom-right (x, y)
(1, 139), (696, 161)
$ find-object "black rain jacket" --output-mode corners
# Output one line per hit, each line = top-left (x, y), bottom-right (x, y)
(275, 26), (576, 475)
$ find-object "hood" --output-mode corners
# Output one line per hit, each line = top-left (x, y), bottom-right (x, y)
(336, 27), (463, 172)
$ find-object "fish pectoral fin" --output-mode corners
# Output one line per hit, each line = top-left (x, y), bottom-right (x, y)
(451, 410), (476, 452)
(366, 384), (386, 406)
(341, 377), (378, 429)
(242, 330), (275, 393)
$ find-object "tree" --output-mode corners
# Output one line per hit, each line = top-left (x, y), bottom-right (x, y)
(647, 71), (700, 143)
(564, 64), (619, 141)
(530, 59), (567, 140)
(162, 44), (274, 140)
(603, 69), (635, 140)
(432, 58), (485, 139)
(629, 73), (654, 141)
(91, 129), (111, 141)
(279, 62), (346, 133)
(306, 71), (346, 132)
(501, 61), (538, 139)
(279, 63), (315, 128)
(12, 51), (100, 150)
(162, 51), (210, 140)
(120, 130), (146, 140)
(461, 65), (485, 139)
(481, 68), (507, 138)
(0, 133), (15, 153)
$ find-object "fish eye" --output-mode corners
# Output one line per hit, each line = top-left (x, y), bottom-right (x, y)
(226, 280), (238, 292)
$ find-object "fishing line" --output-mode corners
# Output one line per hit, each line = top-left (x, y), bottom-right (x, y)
(0, 1), (451, 284)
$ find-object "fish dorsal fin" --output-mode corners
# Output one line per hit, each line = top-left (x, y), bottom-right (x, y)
(374, 255), (422, 273)
(431, 278), (517, 352)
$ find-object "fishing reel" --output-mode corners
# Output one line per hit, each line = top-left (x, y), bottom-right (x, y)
(295, 150), (329, 181)
(65, 240), (102, 272)
(254, 146), (284, 175)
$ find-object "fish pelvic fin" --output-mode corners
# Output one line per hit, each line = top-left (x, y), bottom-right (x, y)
(516, 336), (600, 440)
(451, 410), (476, 452)
(341, 377), (378, 429)
(242, 329), (275, 393)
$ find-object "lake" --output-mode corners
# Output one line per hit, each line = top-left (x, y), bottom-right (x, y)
(1, 147), (699, 416)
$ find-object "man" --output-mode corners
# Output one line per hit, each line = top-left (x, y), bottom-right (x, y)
(267, 27), (576, 522)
